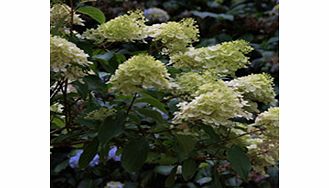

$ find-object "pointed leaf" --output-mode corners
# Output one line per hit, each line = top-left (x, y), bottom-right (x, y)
(98, 111), (126, 145)
(136, 108), (164, 125)
(201, 125), (220, 142)
(79, 139), (99, 169)
(182, 159), (197, 181)
(165, 166), (177, 187)
(227, 145), (251, 181)
(135, 96), (167, 113)
(175, 135), (197, 161)
(122, 138), (149, 173)
(77, 6), (106, 24)
(210, 168), (224, 188)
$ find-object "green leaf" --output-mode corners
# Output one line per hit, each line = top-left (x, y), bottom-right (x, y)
(165, 166), (177, 187)
(201, 125), (220, 142)
(136, 108), (164, 125)
(122, 138), (149, 173)
(98, 111), (126, 145)
(182, 159), (197, 181)
(77, 6), (105, 24)
(79, 139), (99, 169)
(54, 160), (68, 173)
(83, 75), (107, 94)
(227, 145), (252, 181)
(78, 179), (95, 188)
(175, 135), (197, 161)
(135, 95), (167, 113)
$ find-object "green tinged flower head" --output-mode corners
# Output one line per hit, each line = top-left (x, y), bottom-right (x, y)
(50, 4), (84, 27)
(245, 135), (279, 174)
(237, 107), (279, 173)
(147, 18), (199, 54)
(170, 40), (253, 76)
(195, 80), (229, 96)
(175, 72), (215, 95)
(50, 103), (64, 113)
(83, 10), (147, 44)
(227, 73), (276, 104)
(85, 107), (116, 121)
(173, 83), (247, 126)
(255, 107), (279, 137)
(50, 36), (92, 80)
(109, 54), (171, 95)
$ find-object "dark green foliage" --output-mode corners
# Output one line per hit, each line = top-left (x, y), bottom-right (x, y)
(50, 0), (279, 187)
(121, 138), (149, 173)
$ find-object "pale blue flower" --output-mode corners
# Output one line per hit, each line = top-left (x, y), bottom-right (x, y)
(69, 146), (121, 168)
(108, 146), (121, 161)
(68, 150), (100, 168)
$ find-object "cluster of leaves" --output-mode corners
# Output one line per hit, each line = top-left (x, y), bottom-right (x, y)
(50, 0), (279, 187)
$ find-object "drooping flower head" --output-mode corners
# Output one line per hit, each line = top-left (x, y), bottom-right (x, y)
(147, 18), (199, 54)
(50, 36), (92, 80)
(254, 107), (279, 138)
(241, 134), (279, 174)
(173, 83), (247, 126)
(236, 107), (279, 174)
(109, 54), (171, 95)
(227, 73), (276, 104)
(170, 40), (253, 76)
(83, 10), (147, 44)
(50, 4), (84, 27)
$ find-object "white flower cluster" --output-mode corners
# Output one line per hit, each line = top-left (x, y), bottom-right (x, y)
(81, 10), (199, 54)
(239, 107), (279, 174)
(50, 4), (85, 27)
(227, 73), (276, 104)
(109, 54), (171, 95)
(173, 83), (250, 126)
(50, 36), (92, 80)
(83, 10), (147, 44)
(146, 18), (199, 54)
(170, 40), (253, 76)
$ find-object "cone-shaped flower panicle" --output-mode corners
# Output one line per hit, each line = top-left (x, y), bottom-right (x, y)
(170, 40), (253, 76)
(50, 4), (84, 27)
(147, 18), (199, 54)
(254, 107), (279, 138)
(83, 10), (147, 44)
(50, 36), (92, 80)
(173, 83), (247, 126)
(109, 54), (171, 95)
(227, 73), (276, 104)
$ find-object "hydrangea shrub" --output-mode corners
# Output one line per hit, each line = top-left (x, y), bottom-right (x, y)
(50, 3), (278, 187)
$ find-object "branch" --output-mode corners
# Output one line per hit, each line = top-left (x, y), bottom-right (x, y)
(69, 0), (74, 35)
(126, 93), (138, 115)
(50, 79), (65, 99)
